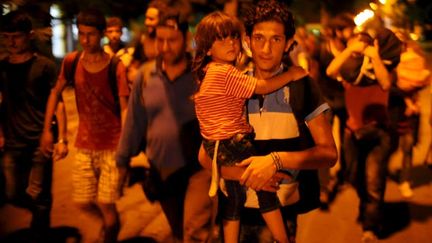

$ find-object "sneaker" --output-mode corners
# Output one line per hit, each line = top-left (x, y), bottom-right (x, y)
(398, 181), (414, 198)
(361, 230), (378, 243)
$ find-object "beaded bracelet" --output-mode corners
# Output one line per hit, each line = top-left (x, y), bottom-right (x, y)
(270, 152), (283, 171)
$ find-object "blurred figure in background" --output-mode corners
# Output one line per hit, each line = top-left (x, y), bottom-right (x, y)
(41, 9), (129, 243)
(326, 19), (402, 242)
(316, 12), (355, 207)
(116, 9), (213, 243)
(118, 0), (167, 88)
(0, 10), (61, 240)
(104, 17), (126, 57)
(389, 30), (431, 198)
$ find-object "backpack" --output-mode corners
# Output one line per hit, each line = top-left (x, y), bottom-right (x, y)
(63, 51), (121, 117)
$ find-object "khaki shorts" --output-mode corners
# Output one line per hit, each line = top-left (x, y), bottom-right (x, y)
(72, 149), (120, 204)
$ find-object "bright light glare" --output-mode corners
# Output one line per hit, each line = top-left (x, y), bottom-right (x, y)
(50, 4), (62, 18)
(369, 3), (378, 10)
(409, 33), (419, 41)
(379, 0), (387, 4)
(354, 9), (375, 27)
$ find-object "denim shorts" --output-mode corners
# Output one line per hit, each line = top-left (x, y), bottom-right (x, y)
(203, 132), (255, 167)
(204, 133), (279, 219)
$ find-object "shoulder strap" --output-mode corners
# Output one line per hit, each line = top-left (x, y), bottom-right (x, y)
(108, 56), (121, 117)
(63, 51), (82, 87)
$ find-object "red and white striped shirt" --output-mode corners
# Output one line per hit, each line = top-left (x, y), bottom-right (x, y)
(195, 62), (257, 140)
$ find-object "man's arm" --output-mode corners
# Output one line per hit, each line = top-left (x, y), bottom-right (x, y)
(116, 59), (129, 126)
(326, 38), (367, 80)
(199, 143), (290, 192)
(53, 101), (68, 161)
(364, 40), (391, 90)
(40, 67), (67, 157)
(115, 72), (147, 167)
(115, 70), (148, 186)
(238, 113), (337, 191)
(120, 96), (128, 126)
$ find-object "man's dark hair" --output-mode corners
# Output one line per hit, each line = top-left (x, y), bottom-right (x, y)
(157, 8), (189, 36)
(77, 8), (106, 32)
(0, 10), (32, 33)
(243, 0), (295, 40)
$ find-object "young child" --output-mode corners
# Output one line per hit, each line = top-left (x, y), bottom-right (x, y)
(193, 11), (305, 243)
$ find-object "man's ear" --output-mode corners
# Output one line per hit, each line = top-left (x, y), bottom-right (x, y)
(284, 38), (295, 53)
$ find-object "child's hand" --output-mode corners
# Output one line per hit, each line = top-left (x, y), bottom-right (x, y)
(286, 66), (308, 81)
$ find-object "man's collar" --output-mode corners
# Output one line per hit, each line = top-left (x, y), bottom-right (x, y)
(249, 63), (284, 78)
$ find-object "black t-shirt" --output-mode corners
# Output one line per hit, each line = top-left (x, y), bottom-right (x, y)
(0, 55), (57, 148)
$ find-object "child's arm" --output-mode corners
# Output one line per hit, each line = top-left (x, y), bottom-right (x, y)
(254, 66), (307, 94)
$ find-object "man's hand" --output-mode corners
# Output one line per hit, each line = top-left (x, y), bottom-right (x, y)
(53, 142), (68, 161)
(220, 165), (291, 192)
(40, 130), (54, 157)
(237, 154), (277, 191)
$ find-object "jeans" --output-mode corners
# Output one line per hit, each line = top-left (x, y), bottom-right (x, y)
(1, 146), (52, 231)
(344, 126), (393, 233)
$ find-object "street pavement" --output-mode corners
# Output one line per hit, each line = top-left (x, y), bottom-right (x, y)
(0, 84), (431, 243)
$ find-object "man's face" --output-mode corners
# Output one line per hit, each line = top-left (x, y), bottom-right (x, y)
(78, 25), (103, 53)
(249, 21), (291, 73)
(156, 26), (185, 64)
(145, 7), (159, 35)
(105, 26), (122, 45)
(1, 31), (32, 55)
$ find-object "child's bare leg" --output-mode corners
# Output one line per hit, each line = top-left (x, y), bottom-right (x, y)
(223, 219), (240, 243)
(262, 209), (289, 243)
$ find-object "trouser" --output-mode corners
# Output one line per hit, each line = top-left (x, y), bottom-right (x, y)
(1, 146), (52, 231)
(344, 126), (393, 233)
(156, 165), (212, 242)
